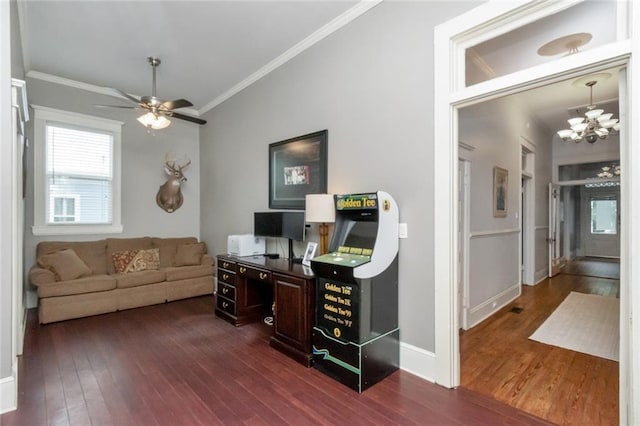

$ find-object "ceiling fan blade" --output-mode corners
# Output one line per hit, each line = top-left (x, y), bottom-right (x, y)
(168, 111), (207, 125)
(94, 105), (138, 109)
(161, 99), (193, 110)
(106, 87), (142, 105)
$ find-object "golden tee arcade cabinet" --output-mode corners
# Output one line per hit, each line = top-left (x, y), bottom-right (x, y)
(310, 191), (399, 392)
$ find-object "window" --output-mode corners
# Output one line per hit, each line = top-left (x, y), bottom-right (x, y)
(33, 106), (123, 235)
(590, 197), (617, 235)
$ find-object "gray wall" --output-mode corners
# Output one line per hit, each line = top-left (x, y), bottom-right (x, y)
(11, 0), (24, 80)
(199, 1), (477, 351)
(459, 95), (552, 325)
(24, 78), (201, 301)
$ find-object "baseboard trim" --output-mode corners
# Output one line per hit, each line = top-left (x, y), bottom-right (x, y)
(399, 341), (436, 383)
(535, 268), (548, 284)
(467, 283), (520, 329)
(0, 365), (17, 414)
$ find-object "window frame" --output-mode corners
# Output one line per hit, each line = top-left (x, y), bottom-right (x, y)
(32, 105), (123, 235)
(590, 196), (618, 235)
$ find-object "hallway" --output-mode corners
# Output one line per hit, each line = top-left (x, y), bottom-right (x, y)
(460, 262), (619, 425)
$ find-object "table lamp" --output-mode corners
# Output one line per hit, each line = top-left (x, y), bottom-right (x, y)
(305, 194), (335, 255)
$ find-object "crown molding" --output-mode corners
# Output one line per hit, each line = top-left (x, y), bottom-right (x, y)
(25, 70), (200, 116)
(198, 0), (383, 115)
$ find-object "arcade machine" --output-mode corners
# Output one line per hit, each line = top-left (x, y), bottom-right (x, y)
(310, 191), (399, 392)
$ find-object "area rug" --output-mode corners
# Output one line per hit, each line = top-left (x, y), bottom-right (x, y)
(529, 292), (619, 361)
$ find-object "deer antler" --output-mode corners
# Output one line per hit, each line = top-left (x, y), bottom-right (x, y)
(178, 160), (191, 170)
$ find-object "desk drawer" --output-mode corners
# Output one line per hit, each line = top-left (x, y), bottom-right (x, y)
(219, 259), (236, 272)
(218, 269), (236, 285)
(218, 282), (236, 300)
(217, 296), (236, 316)
(238, 264), (271, 283)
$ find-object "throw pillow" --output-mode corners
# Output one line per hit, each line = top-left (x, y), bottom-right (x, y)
(112, 248), (160, 274)
(174, 243), (205, 266)
(38, 249), (92, 282)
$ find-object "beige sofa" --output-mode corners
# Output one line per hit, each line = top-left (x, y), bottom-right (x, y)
(29, 237), (214, 324)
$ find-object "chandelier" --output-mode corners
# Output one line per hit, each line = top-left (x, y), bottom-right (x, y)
(597, 164), (620, 179)
(557, 80), (620, 143)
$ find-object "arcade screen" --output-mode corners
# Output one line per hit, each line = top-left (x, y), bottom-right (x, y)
(335, 221), (378, 256)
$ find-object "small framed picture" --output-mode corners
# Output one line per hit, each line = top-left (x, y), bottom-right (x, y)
(302, 242), (318, 266)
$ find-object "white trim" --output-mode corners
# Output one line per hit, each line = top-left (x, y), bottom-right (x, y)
(399, 342), (436, 383)
(459, 160), (471, 331)
(469, 228), (519, 238)
(31, 104), (124, 128)
(534, 270), (548, 285)
(466, 283), (520, 329)
(198, 0), (383, 114)
(0, 367), (17, 414)
(26, 72), (201, 117)
(458, 141), (475, 152)
(535, 225), (549, 231)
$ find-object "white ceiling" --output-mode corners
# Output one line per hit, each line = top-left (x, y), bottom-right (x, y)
(19, 1), (359, 114)
(18, 0), (622, 131)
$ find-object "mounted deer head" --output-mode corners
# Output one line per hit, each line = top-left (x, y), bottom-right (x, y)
(156, 156), (191, 213)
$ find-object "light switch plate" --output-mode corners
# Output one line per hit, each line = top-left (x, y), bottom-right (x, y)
(399, 223), (408, 238)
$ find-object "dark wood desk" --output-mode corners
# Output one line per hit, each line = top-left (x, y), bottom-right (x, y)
(215, 255), (316, 366)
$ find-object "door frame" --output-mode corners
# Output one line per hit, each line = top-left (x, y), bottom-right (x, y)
(520, 141), (535, 285)
(433, 1), (637, 423)
(458, 159), (470, 329)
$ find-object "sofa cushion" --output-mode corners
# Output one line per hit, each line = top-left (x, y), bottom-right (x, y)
(38, 249), (92, 282)
(152, 237), (198, 268)
(36, 240), (107, 275)
(106, 237), (153, 274)
(174, 243), (205, 266)
(165, 264), (214, 282)
(112, 248), (160, 274)
(37, 274), (116, 298)
(114, 270), (166, 289)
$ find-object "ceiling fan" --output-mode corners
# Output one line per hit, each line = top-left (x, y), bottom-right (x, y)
(98, 57), (206, 129)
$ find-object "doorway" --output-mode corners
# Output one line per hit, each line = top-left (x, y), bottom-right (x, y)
(433, 1), (635, 423)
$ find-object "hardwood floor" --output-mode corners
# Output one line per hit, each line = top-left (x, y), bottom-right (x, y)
(461, 272), (619, 425)
(561, 257), (620, 280)
(1, 296), (551, 426)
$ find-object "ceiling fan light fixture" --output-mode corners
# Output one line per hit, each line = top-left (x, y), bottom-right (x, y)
(137, 112), (171, 130)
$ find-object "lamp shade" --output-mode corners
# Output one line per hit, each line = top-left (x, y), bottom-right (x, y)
(305, 194), (335, 223)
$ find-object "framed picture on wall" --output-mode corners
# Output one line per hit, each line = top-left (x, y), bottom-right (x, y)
(493, 166), (508, 217)
(269, 130), (328, 209)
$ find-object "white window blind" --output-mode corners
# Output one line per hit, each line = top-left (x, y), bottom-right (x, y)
(32, 105), (123, 236)
(46, 124), (113, 225)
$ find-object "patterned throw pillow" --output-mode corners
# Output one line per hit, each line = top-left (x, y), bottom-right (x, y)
(112, 248), (160, 274)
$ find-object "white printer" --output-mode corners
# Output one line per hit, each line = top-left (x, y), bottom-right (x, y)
(227, 234), (266, 257)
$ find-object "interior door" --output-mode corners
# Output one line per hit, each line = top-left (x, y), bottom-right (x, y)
(548, 183), (565, 277)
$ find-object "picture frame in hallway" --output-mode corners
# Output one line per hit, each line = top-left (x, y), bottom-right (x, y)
(269, 130), (327, 210)
(493, 166), (508, 217)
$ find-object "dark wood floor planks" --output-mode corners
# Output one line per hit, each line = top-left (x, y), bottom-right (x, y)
(1, 295), (552, 426)
(461, 265), (620, 425)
